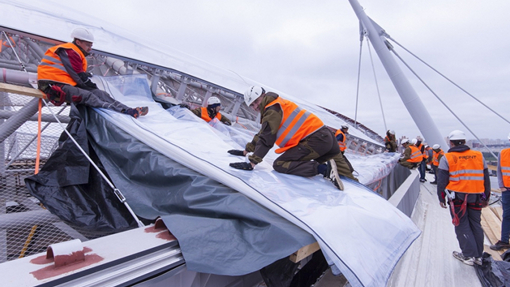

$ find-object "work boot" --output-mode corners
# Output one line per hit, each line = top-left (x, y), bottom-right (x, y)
(328, 159), (344, 191)
(452, 251), (474, 266)
(490, 240), (510, 251)
(430, 181), (437, 185)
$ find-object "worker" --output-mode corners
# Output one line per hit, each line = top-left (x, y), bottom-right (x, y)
(415, 137), (428, 182)
(437, 130), (490, 266)
(398, 138), (422, 169)
(37, 27), (148, 118)
(335, 125), (354, 173)
(335, 125), (349, 154)
(490, 132), (510, 251)
(429, 144), (444, 184)
(227, 86), (357, 190)
(384, 130), (397, 152)
(191, 96), (232, 125)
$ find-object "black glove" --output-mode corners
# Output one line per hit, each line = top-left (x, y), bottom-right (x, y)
(228, 150), (245, 156)
(224, 121), (232, 126)
(78, 72), (98, 90)
(229, 162), (253, 170)
(178, 103), (190, 109)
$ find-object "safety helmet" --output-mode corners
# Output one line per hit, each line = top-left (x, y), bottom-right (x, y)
(432, 144), (440, 150)
(341, 125), (349, 130)
(448, 130), (466, 141)
(207, 96), (221, 106)
(388, 130), (395, 135)
(410, 138), (418, 145)
(71, 27), (94, 42)
(401, 138), (409, 145)
(244, 86), (265, 106)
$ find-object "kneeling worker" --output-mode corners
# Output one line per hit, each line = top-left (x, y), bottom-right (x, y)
(227, 86), (357, 190)
(191, 96), (231, 125)
(398, 138), (422, 169)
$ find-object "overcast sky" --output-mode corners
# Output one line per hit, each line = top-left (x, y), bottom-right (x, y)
(31, 0), (510, 141)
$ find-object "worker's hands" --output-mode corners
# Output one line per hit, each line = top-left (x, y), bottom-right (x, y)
(78, 72), (98, 89)
(439, 202), (447, 209)
(224, 121), (232, 126)
(178, 103), (190, 109)
(481, 200), (489, 208)
(229, 162), (254, 170)
(228, 150), (245, 156)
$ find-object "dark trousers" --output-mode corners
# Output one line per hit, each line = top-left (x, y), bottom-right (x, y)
(432, 165), (438, 182)
(501, 190), (510, 243)
(419, 160), (426, 180)
(61, 85), (130, 113)
(451, 198), (484, 258)
(273, 127), (356, 180)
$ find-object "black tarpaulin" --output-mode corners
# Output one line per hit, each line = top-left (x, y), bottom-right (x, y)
(26, 105), (315, 276)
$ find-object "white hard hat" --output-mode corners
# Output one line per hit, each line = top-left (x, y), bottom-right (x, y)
(71, 27), (94, 42)
(244, 86), (265, 106)
(388, 130), (395, 135)
(410, 138), (418, 145)
(341, 125), (349, 129)
(448, 130), (466, 141)
(432, 144), (440, 149)
(207, 96), (221, 106)
(401, 138), (409, 145)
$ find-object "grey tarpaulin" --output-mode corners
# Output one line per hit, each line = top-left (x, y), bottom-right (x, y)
(28, 104), (316, 276)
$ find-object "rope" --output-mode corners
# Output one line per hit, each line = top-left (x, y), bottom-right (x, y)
(389, 48), (498, 160)
(366, 40), (387, 132)
(1, 31), (26, 72)
(35, 98), (42, 174)
(354, 34), (364, 128)
(387, 35), (510, 126)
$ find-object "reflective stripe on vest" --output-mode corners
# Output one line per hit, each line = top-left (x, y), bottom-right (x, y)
(445, 150), (485, 193)
(501, 148), (510, 187)
(200, 107), (221, 122)
(266, 97), (324, 154)
(37, 43), (87, 86)
(407, 146), (423, 163)
(432, 150), (444, 166)
(335, 130), (346, 152)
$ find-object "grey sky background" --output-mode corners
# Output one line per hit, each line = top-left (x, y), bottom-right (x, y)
(48, 0), (510, 141)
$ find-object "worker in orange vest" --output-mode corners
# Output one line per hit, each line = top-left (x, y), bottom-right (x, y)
(490, 132), (510, 251)
(191, 96), (232, 125)
(37, 28), (148, 118)
(227, 86), (357, 190)
(335, 125), (349, 154)
(398, 138), (422, 169)
(437, 130), (490, 266)
(429, 144), (444, 184)
(415, 137), (428, 182)
(384, 130), (397, 152)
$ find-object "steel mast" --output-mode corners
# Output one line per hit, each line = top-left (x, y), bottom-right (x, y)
(349, 0), (448, 148)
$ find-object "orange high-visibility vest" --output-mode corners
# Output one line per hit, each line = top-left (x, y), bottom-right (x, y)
(335, 129), (346, 152)
(407, 145), (423, 163)
(445, 150), (485, 193)
(200, 107), (221, 122)
(501, 148), (510, 187)
(266, 97), (324, 154)
(37, 43), (87, 86)
(432, 149), (444, 166)
(417, 143), (428, 160)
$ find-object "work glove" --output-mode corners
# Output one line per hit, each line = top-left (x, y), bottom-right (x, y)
(228, 150), (245, 156)
(224, 121), (232, 126)
(44, 84), (67, 106)
(178, 103), (190, 109)
(229, 162), (253, 170)
(78, 72), (98, 90)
